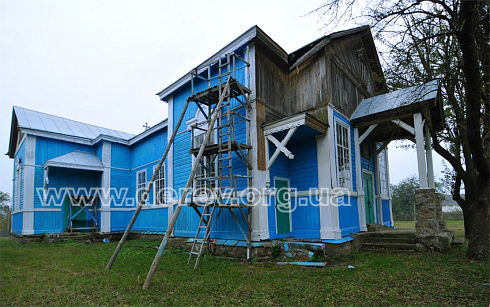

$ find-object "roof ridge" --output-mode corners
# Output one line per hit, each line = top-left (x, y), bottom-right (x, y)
(13, 105), (135, 137)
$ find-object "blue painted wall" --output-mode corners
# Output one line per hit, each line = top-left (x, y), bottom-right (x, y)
(34, 211), (62, 234)
(338, 196), (360, 236)
(382, 199), (391, 226)
(35, 137), (94, 166)
(12, 213), (23, 234)
(268, 135), (321, 239)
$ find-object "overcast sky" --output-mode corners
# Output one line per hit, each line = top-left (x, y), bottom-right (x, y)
(0, 0), (445, 199)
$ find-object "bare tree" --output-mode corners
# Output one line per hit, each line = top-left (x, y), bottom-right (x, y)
(313, 0), (489, 259)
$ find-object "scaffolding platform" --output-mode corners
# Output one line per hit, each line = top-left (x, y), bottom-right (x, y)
(188, 78), (251, 106)
(189, 141), (252, 156)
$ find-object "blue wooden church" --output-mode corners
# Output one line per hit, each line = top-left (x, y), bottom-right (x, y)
(7, 25), (443, 246)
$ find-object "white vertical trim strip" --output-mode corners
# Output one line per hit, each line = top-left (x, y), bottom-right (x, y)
(101, 141), (111, 233)
(167, 95), (175, 235)
(354, 128), (367, 231)
(22, 135), (36, 235)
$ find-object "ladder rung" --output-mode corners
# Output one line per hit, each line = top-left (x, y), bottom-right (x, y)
(199, 225), (207, 229)
(202, 213), (212, 216)
(190, 251), (200, 255)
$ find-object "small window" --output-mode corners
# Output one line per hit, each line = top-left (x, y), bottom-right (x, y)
(153, 165), (165, 205)
(136, 169), (147, 204)
(335, 121), (351, 189)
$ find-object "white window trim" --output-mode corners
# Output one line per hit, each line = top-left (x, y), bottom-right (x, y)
(334, 119), (353, 191)
(136, 169), (147, 205)
(377, 147), (389, 197)
(153, 164), (165, 205)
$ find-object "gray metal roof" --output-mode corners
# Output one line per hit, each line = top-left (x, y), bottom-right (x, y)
(351, 80), (439, 120)
(44, 151), (104, 171)
(14, 106), (134, 140)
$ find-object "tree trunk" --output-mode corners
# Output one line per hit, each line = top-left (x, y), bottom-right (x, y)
(465, 183), (489, 260)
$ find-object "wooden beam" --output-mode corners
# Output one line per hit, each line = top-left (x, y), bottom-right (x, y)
(391, 119), (415, 135)
(413, 113), (428, 189)
(105, 97), (192, 271)
(376, 140), (391, 156)
(266, 127), (297, 169)
(143, 81), (230, 289)
(358, 124), (378, 143)
(267, 135), (294, 159)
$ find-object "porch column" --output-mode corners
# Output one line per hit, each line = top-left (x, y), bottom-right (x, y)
(413, 113), (428, 189)
(424, 124), (435, 189)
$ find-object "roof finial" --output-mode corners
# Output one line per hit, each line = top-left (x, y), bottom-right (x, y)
(143, 122), (150, 131)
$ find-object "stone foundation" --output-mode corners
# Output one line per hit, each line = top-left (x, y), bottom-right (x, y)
(415, 189), (454, 252)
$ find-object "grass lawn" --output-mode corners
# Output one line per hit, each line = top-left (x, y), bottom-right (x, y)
(1, 237), (488, 306)
(394, 220), (465, 238)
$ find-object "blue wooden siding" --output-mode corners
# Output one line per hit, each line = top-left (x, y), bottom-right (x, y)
(12, 213), (23, 234)
(111, 143), (131, 169)
(35, 137), (94, 165)
(133, 208), (168, 231)
(110, 211), (134, 232)
(338, 196), (360, 236)
(173, 205), (250, 240)
(382, 199), (391, 226)
(34, 211), (63, 233)
(110, 169), (133, 207)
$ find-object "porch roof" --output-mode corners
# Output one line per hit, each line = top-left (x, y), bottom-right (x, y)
(43, 151), (104, 172)
(262, 112), (328, 136)
(351, 80), (444, 142)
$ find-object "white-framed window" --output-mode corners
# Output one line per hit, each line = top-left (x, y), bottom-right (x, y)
(136, 169), (147, 204)
(378, 148), (388, 195)
(153, 164), (165, 205)
(335, 120), (351, 189)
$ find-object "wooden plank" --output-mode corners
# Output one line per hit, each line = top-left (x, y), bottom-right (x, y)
(358, 124), (378, 143)
(143, 81), (230, 289)
(105, 98), (191, 271)
(256, 100), (267, 171)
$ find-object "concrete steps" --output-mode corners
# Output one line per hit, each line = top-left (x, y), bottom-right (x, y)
(362, 229), (416, 253)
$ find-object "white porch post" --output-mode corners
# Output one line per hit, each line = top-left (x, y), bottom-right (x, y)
(424, 124), (435, 189)
(354, 128), (367, 231)
(413, 113), (428, 189)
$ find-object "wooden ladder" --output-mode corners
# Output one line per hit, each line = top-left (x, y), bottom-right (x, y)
(188, 204), (217, 268)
